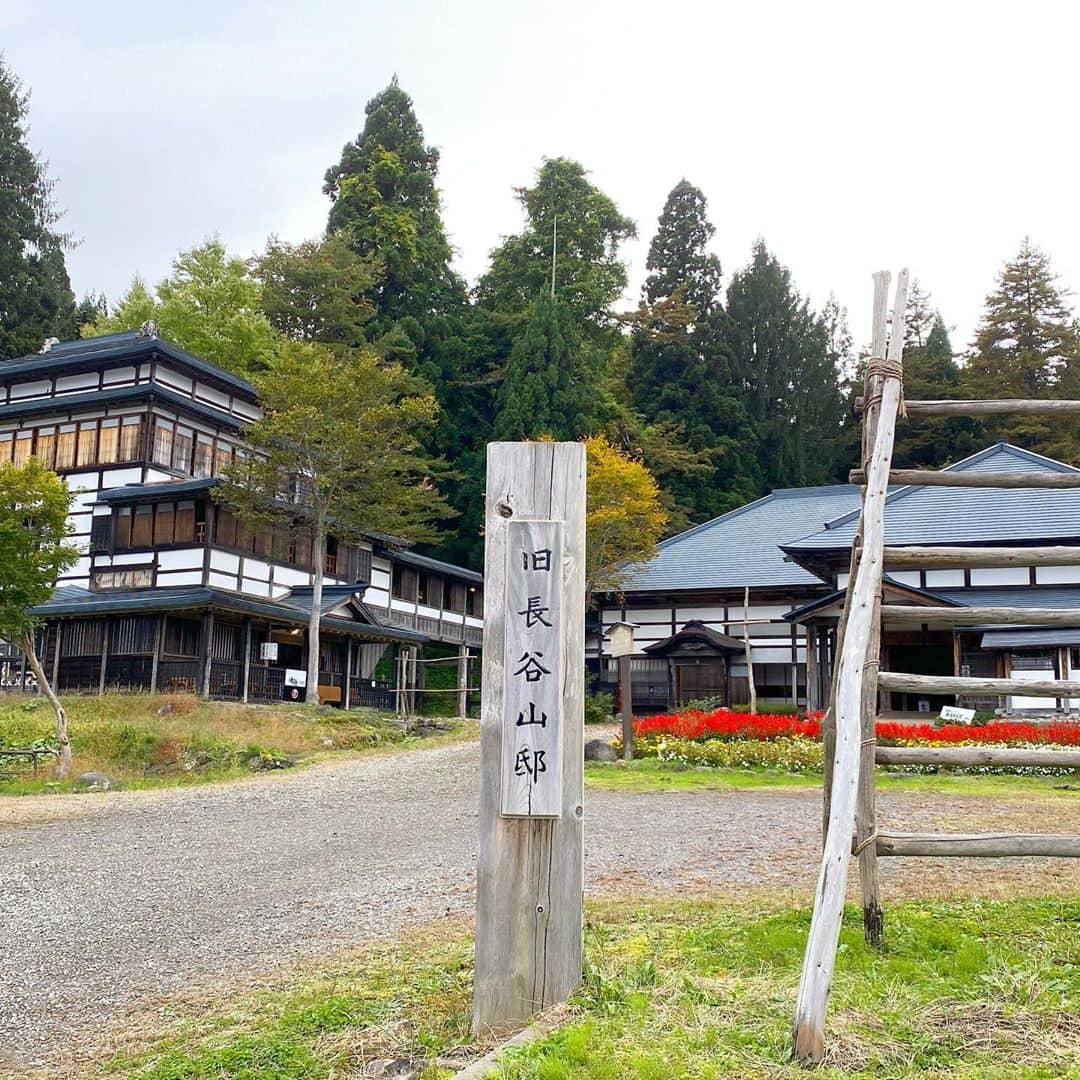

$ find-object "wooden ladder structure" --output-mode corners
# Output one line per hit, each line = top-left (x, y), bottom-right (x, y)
(791, 269), (1080, 1064)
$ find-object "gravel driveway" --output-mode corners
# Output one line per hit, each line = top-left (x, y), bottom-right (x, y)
(1, 739), (1078, 1070)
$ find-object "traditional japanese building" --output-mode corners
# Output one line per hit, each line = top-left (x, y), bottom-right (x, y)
(0, 328), (483, 705)
(596, 442), (1080, 716)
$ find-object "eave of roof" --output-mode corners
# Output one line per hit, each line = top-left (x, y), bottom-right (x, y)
(96, 476), (219, 503)
(0, 382), (245, 431)
(1, 332), (256, 397)
(376, 546), (483, 584)
(29, 585), (427, 642)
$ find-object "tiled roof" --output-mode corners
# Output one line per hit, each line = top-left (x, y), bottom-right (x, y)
(0, 382), (245, 431)
(981, 628), (1080, 648)
(616, 485), (865, 593)
(377, 546), (484, 584)
(785, 443), (1080, 552)
(96, 477), (218, 503)
(29, 584), (427, 642)
(1, 330), (256, 396)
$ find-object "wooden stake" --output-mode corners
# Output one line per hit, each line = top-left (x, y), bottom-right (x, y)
(473, 442), (586, 1035)
(742, 586), (757, 714)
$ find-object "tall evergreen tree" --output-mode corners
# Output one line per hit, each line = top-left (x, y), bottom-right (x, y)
(628, 180), (759, 521)
(724, 240), (845, 489)
(493, 290), (589, 440)
(962, 239), (1080, 459)
(478, 158), (635, 335)
(323, 77), (465, 341)
(0, 56), (76, 358)
(482, 157), (635, 445)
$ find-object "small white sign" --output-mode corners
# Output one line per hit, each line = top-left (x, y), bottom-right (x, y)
(284, 668), (307, 688)
(939, 705), (976, 724)
(501, 519), (563, 818)
(260, 642), (279, 662)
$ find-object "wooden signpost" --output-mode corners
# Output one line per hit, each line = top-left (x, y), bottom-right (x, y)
(473, 441), (586, 1034)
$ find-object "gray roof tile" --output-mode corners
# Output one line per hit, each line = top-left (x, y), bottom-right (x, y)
(786, 443), (1080, 551)
(618, 485), (864, 592)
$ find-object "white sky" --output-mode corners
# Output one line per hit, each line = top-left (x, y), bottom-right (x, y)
(4, 0), (1079, 353)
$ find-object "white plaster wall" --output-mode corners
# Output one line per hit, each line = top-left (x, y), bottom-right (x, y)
(11, 379), (51, 399)
(103, 365), (137, 385)
(155, 366), (193, 392)
(971, 567), (1030, 586)
(157, 570), (202, 587)
(241, 578), (272, 597)
(925, 569), (965, 588)
(242, 557), (271, 582)
(158, 548), (204, 570)
(209, 571), (237, 591)
(1035, 566), (1080, 585)
(56, 372), (100, 393)
(210, 550), (240, 574)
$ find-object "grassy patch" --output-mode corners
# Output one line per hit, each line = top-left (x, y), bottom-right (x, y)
(59, 897), (1080, 1079)
(585, 758), (1080, 799)
(0, 693), (471, 795)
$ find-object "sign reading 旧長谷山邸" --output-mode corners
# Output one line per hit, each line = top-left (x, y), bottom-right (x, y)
(501, 519), (563, 817)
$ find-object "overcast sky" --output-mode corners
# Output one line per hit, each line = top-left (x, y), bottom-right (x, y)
(4, 0), (1079, 352)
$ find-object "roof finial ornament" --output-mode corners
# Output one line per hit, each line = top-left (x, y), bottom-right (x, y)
(137, 320), (159, 340)
(39, 337), (59, 354)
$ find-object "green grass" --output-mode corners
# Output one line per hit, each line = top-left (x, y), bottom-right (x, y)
(585, 758), (1080, 799)
(61, 897), (1080, 1079)
(0, 693), (472, 795)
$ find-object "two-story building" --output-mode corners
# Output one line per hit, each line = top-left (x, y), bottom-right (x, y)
(0, 327), (483, 707)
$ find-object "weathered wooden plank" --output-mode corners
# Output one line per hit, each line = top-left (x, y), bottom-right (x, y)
(875, 745), (1080, 769)
(878, 671), (1080, 696)
(860, 397), (1080, 417)
(473, 442), (586, 1036)
(850, 467), (1080, 488)
(869, 831), (1080, 858)
(793, 269), (908, 1065)
(880, 604), (1080, 626)
(883, 545), (1080, 569)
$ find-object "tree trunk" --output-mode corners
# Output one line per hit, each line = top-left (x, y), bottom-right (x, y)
(22, 629), (70, 779)
(307, 519), (326, 705)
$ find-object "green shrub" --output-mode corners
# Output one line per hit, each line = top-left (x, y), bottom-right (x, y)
(653, 735), (824, 772)
(585, 691), (614, 724)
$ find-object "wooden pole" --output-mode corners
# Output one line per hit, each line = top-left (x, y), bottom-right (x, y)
(457, 644), (469, 718)
(849, 467), (1080, 489)
(793, 268), (908, 1064)
(199, 610), (214, 699)
(881, 604), (1080, 626)
(878, 671), (1080, 697)
(473, 441), (586, 1035)
(883, 545), (1080, 569)
(150, 615), (163, 695)
(860, 397), (1080, 417)
(742, 586), (757, 713)
(618, 653), (633, 761)
(870, 831), (1080, 858)
(875, 745), (1080, 769)
(98, 621), (109, 696)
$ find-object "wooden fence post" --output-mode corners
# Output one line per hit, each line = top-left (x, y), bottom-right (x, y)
(473, 441), (586, 1035)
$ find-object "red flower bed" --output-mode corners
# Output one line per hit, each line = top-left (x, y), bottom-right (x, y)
(633, 707), (1080, 746)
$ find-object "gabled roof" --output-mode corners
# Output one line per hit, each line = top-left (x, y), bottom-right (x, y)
(642, 620), (745, 655)
(1, 330), (256, 397)
(784, 576), (963, 623)
(785, 443), (1080, 553)
(616, 485), (865, 593)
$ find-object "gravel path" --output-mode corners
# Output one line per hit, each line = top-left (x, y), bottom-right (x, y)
(1, 740), (1078, 1070)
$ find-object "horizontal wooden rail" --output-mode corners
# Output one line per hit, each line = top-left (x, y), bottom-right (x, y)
(875, 746), (1080, 769)
(883, 545), (1080, 569)
(850, 467), (1080, 488)
(878, 671), (1080, 697)
(856, 397), (1080, 417)
(863, 831), (1080, 858)
(880, 604), (1080, 626)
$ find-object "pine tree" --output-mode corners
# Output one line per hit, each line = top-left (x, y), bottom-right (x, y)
(323, 77), (465, 338)
(962, 239), (1080, 459)
(724, 240), (845, 489)
(0, 56), (76, 358)
(627, 180), (759, 521)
